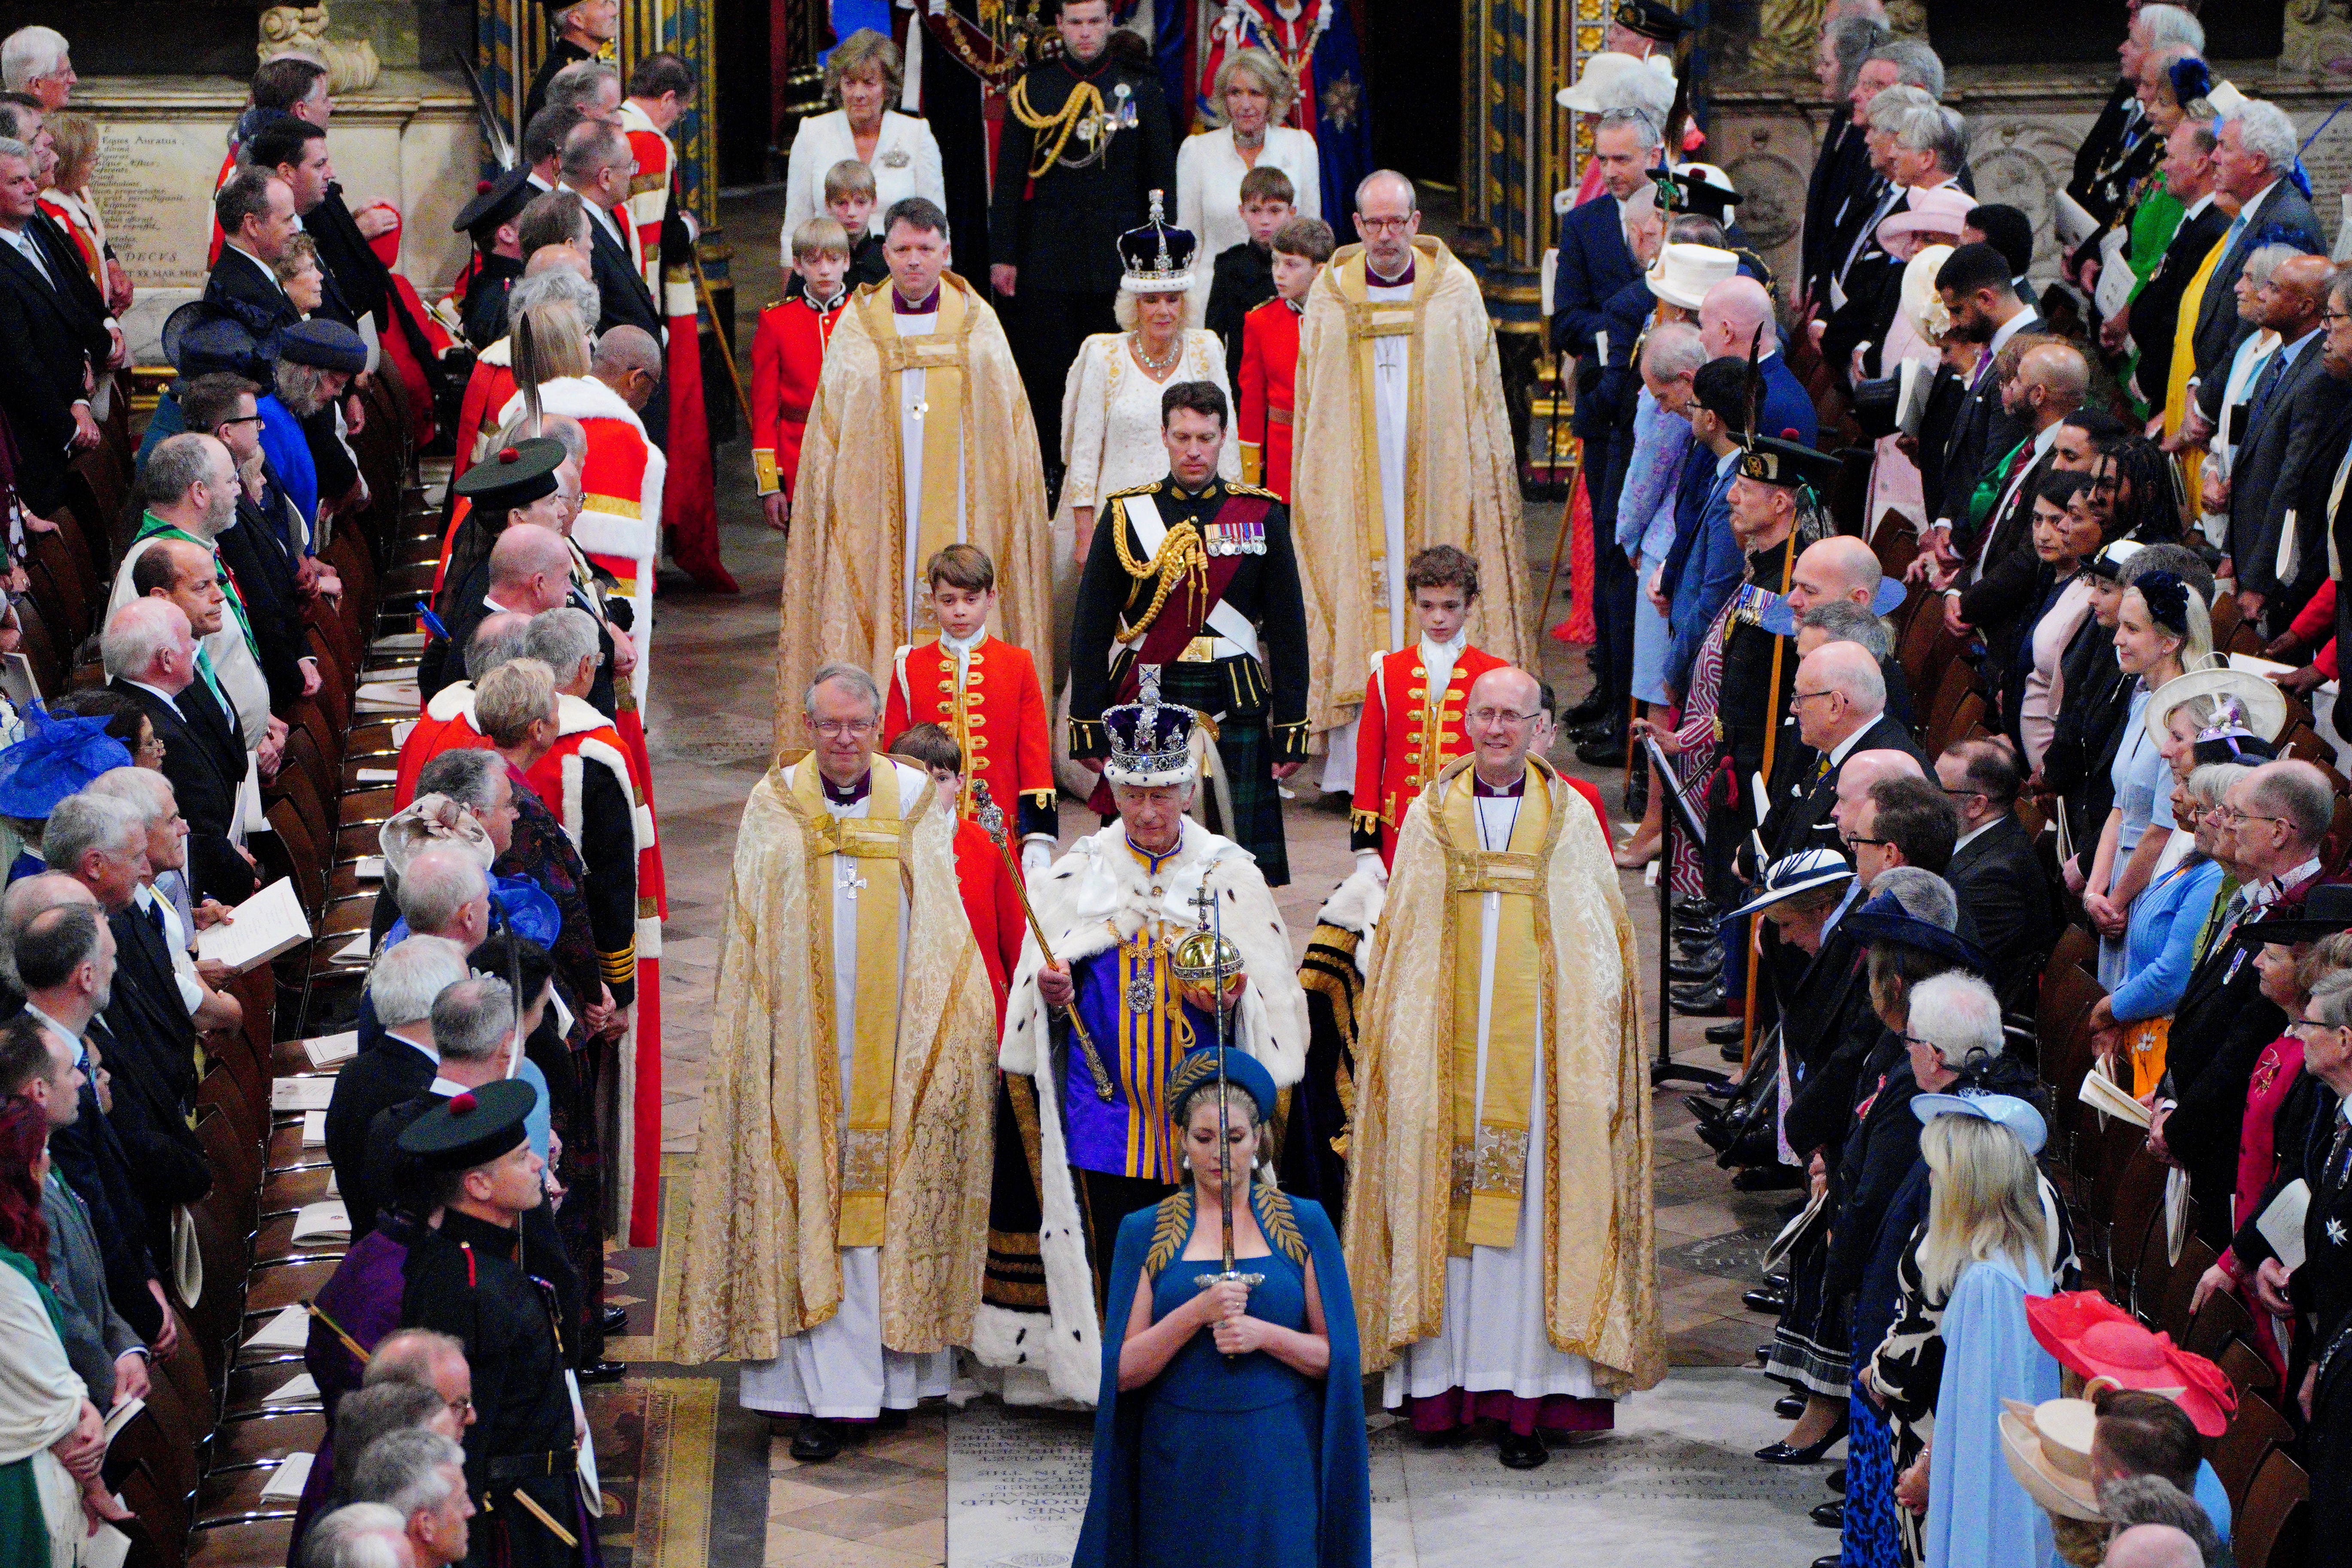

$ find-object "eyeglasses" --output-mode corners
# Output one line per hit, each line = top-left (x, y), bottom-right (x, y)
(2216, 808), (2288, 829)
(2285, 1020), (2340, 1040)
(811, 718), (877, 738)
(2324, 311), (2352, 326)
(1356, 214), (1415, 233)
(1789, 688), (1839, 706)
(1844, 835), (1891, 847)
(216, 414), (265, 429)
(1465, 707), (1539, 728)
(444, 1395), (473, 1419)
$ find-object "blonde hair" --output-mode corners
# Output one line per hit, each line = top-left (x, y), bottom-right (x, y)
(511, 298), (593, 388)
(1112, 291), (1204, 332)
(473, 658), (558, 748)
(822, 158), (877, 204)
(792, 215), (851, 262)
(1915, 1113), (2052, 1300)
(45, 112), (95, 191)
(2121, 582), (2218, 675)
(824, 28), (902, 103)
(1210, 46), (1295, 121)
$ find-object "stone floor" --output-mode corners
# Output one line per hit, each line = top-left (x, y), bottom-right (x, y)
(626, 187), (1815, 1565)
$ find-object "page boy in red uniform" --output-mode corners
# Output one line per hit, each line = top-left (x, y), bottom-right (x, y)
(1237, 214), (1334, 501)
(750, 215), (851, 532)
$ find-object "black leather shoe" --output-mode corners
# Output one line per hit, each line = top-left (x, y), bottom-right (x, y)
(1497, 1432), (1550, 1470)
(1706, 1018), (1746, 1045)
(1826, 1466), (1846, 1495)
(1670, 952), (1723, 984)
(1814, 1555), (1843, 1568)
(1569, 716), (1618, 743)
(1575, 730), (1629, 768)
(602, 1305), (630, 1334)
(1672, 981), (1732, 1016)
(1755, 1416), (1848, 1464)
(1732, 1165), (1804, 1192)
(1773, 1391), (1807, 1419)
(790, 1417), (840, 1463)
(577, 1359), (626, 1384)
(1563, 691), (1612, 727)
(1749, 1288), (1793, 1316)
(1811, 1500), (1845, 1529)
(877, 1407), (909, 1431)
(1721, 1038), (1749, 1062)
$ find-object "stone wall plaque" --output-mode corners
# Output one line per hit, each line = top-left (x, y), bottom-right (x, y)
(91, 123), (225, 288)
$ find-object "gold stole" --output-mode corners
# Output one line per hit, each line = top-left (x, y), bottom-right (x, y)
(791, 760), (910, 1247)
(1337, 248), (1428, 640)
(1436, 769), (1551, 1252)
(863, 283), (969, 640)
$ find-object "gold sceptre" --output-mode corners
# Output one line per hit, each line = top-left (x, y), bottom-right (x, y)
(972, 779), (1114, 1101)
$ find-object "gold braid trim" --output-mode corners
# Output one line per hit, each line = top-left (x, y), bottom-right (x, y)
(1006, 76), (1106, 180)
(1108, 499), (1212, 644)
(1142, 1189), (1192, 1276)
(1252, 1184), (1308, 1266)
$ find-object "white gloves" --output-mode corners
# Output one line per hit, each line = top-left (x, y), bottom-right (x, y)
(1022, 838), (1055, 875)
(1354, 849), (1388, 885)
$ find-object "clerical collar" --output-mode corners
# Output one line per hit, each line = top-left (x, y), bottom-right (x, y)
(1367, 258), (1415, 288)
(1471, 769), (1526, 798)
(821, 770), (872, 806)
(893, 286), (941, 314)
(1125, 828), (1184, 872)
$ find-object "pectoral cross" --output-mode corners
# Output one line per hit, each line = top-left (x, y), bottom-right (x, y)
(837, 868), (869, 900)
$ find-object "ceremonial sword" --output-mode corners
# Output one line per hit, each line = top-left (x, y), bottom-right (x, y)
(1181, 872), (1261, 1362)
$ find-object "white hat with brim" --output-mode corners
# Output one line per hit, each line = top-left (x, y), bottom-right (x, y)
(2142, 667), (2290, 749)
(1557, 50), (1676, 117)
(1899, 244), (1956, 344)
(1647, 243), (1740, 311)
(1998, 1400), (2104, 1522)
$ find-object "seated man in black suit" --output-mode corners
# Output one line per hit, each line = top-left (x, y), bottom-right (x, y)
(1920, 243), (2039, 567)
(1935, 737), (2056, 1009)
(100, 597), (255, 904)
(0, 133), (115, 515)
(325, 930), (472, 1240)
(205, 167), (301, 342)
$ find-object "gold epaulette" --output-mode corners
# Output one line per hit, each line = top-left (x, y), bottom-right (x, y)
(1103, 479), (1163, 501)
(1223, 480), (1282, 502)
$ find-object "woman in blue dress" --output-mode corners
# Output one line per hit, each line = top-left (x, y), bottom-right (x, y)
(1074, 1048), (1370, 1568)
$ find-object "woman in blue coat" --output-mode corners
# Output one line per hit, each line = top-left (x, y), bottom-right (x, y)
(1074, 1047), (1370, 1568)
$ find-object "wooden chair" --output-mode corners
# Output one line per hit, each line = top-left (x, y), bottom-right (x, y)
(2210, 1391), (2295, 1512)
(2183, 1283), (2259, 1363)
(2233, 1447), (2311, 1568)
(2219, 1336), (2280, 1398)
(2157, 1236), (2220, 1339)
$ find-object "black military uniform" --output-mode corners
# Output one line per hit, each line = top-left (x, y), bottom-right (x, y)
(524, 31), (600, 131)
(988, 38), (1174, 454)
(1068, 472), (1309, 884)
(398, 1083), (587, 1568)
(455, 165), (536, 350)
(1203, 238), (1273, 368)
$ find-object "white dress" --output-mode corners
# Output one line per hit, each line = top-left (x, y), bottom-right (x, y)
(0, 1258), (87, 1568)
(1174, 125), (1322, 319)
(1384, 791), (1603, 1412)
(738, 758), (957, 1420)
(781, 109), (946, 246)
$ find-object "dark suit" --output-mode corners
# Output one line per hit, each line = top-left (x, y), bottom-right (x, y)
(2068, 81), (2145, 226)
(577, 202), (666, 448)
(44, 1173), (143, 1404)
(1931, 313), (2041, 529)
(2128, 198), (2231, 408)
(217, 501), (308, 711)
(97, 910), (213, 1273)
(461, 252), (524, 351)
(2191, 181), (2326, 423)
(1203, 239), (1273, 369)
(1548, 191), (1642, 362)
(323, 1036), (438, 1236)
(1956, 434), (2055, 703)
(45, 1058), (166, 1342)
(0, 213), (112, 512)
(1759, 713), (1931, 865)
(202, 242), (301, 342)
(2232, 337), (2352, 622)
(1801, 112), (1874, 308)
(109, 676), (254, 905)
(1947, 814), (2056, 1009)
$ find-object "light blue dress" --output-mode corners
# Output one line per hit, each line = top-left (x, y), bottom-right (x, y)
(2099, 682), (2178, 990)
(1615, 389), (1693, 705)
(2108, 856), (2226, 1024)
(1922, 1254), (2060, 1568)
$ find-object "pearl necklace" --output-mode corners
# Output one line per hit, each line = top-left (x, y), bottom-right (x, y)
(1132, 332), (1183, 372)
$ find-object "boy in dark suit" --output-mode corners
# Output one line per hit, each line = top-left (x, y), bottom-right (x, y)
(1203, 164), (1293, 368)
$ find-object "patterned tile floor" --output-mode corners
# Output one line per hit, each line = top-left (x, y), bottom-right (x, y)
(629, 190), (1801, 1564)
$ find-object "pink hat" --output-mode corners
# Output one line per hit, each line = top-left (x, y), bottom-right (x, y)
(1876, 186), (1975, 251)
(2024, 1291), (2237, 1437)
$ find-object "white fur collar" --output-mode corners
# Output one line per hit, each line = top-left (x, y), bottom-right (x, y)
(424, 682), (476, 723)
(496, 374), (648, 437)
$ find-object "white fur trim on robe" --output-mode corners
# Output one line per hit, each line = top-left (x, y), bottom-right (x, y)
(982, 819), (1307, 1404)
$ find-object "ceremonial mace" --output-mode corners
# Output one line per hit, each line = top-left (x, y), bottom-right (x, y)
(1173, 873), (1261, 1361)
(971, 778), (1114, 1100)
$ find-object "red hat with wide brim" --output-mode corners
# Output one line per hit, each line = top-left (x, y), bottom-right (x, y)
(2025, 1291), (2236, 1437)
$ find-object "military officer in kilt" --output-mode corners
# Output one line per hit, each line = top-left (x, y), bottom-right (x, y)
(398, 1081), (591, 1568)
(987, 0), (1175, 463)
(1069, 378), (1309, 885)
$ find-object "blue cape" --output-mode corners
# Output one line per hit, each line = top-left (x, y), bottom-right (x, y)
(1072, 1187), (1370, 1568)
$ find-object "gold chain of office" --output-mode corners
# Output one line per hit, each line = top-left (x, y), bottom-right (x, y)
(1006, 76), (1112, 177)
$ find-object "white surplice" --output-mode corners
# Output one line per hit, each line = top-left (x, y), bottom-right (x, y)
(738, 758), (955, 1419)
(0, 1253), (88, 1568)
(1383, 790), (1604, 1409)
(895, 307), (970, 630)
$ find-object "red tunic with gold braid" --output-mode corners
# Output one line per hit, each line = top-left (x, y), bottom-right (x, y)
(524, 694), (667, 1247)
(882, 635), (1059, 842)
(749, 291), (844, 498)
(1349, 642), (1510, 867)
(1237, 295), (1301, 500)
(615, 100), (673, 298)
